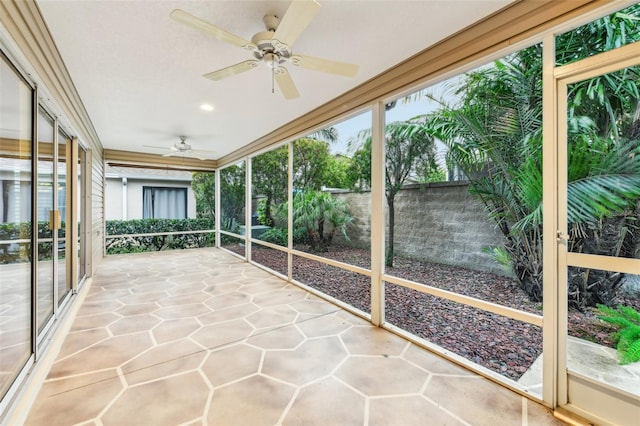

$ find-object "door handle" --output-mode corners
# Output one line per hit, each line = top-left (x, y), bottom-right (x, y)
(49, 209), (61, 230)
(556, 230), (569, 244)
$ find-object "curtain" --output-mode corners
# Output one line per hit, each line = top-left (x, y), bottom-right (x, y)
(0, 179), (32, 223)
(143, 187), (186, 219)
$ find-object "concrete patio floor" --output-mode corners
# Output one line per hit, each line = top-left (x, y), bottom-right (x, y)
(22, 248), (564, 425)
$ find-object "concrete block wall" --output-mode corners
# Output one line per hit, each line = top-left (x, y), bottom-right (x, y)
(332, 182), (509, 276)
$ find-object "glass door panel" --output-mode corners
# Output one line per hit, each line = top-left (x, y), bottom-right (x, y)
(56, 130), (70, 306)
(557, 44), (640, 424)
(77, 145), (86, 284)
(36, 108), (55, 332)
(0, 54), (33, 400)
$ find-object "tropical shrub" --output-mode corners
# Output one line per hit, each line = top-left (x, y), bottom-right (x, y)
(598, 305), (640, 364)
(292, 190), (352, 252)
(258, 227), (288, 246)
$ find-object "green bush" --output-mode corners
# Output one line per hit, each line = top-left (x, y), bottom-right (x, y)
(292, 191), (352, 252)
(598, 304), (640, 364)
(105, 218), (215, 254)
(258, 227), (288, 246)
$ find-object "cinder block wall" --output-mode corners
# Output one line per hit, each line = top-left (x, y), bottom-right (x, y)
(332, 182), (510, 276)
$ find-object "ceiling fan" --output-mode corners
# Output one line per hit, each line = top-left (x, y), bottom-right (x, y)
(144, 136), (215, 161)
(170, 0), (359, 99)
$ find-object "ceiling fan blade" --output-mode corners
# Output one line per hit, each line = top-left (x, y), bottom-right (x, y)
(204, 60), (260, 81)
(273, 0), (321, 50)
(291, 54), (358, 77)
(170, 9), (254, 49)
(274, 67), (300, 100)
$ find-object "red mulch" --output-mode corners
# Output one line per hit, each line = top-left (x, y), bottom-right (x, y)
(246, 244), (634, 381)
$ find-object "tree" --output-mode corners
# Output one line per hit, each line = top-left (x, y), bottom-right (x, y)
(422, 9), (640, 307)
(293, 137), (331, 190)
(324, 154), (357, 189)
(251, 146), (288, 226)
(220, 163), (246, 232)
(308, 127), (338, 144)
(351, 119), (437, 267)
(192, 171), (216, 221)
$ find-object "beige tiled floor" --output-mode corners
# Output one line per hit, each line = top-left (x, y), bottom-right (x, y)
(25, 248), (564, 426)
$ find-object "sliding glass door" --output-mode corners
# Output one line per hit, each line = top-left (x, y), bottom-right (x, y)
(0, 51), (33, 406)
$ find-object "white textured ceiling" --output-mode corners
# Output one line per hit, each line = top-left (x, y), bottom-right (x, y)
(36, 0), (513, 161)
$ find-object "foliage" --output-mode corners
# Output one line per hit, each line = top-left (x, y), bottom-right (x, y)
(292, 190), (352, 252)
(0, 221), (67, 263)
(252, 145), (288, 226)
(308, 127), (339, 144)
(257, 227), (288, 246)
(293, 138), (331, 190)
(220, 163), (246, 231)
(598, 304), (640, 364)
(256, 198), (271, 227)
(191, 171), (216, 221)
(105, 218), (215, 254)
(324, 154), (357, 189)
(416, 164), (446, 183)
(351, 118), (437, 266)
(421, 9), (640, 307)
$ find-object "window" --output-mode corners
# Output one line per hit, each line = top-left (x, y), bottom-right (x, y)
(142, 186), (187, 219)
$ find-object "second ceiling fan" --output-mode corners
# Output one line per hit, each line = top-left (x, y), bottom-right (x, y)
(171, 0), (358, 100)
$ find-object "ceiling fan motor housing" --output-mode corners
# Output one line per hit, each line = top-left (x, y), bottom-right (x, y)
(251, 14), (290, 65)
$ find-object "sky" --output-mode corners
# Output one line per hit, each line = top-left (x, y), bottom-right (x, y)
(329, 81), (452, 156)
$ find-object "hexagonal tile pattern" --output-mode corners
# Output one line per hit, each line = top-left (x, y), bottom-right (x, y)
(23, 248), (563, 425)
(152, 317), (201, 343)
(369, 395), (467, 425)
(247, 324), (305, 350)
(121, 339), (206, 385)
(262, 337), (347, 385)
(205, 291), (251, 310)
(25, 369), (122, 426)
(340, 325), (409, 356)
(192, 319), (253, 349)
(207, 375), (294, 425)
(335, 356), (428, 396)
(102, 372), (209, 425)
(108, 313), (161, 335)
(245, 304), (298, 329)
(283, 377), (365, 425)
(201, 344), (262, 386)
(296, 313), (351, 338)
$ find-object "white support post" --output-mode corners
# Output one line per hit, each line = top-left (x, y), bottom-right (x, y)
(287, 141), (293, 280)
(370, 102), (385, 326)
(541, 33), (559, 408)
(121, 177), (127, 220)
(245, 158), (252, 262)
(215, 167), (221, 248)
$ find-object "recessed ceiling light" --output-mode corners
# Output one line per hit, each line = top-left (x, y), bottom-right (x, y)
(200, 104), (214, 111)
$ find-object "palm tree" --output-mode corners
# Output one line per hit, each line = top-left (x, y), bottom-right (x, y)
(423, 36), (640, 307)
(292, 190), (352, 252)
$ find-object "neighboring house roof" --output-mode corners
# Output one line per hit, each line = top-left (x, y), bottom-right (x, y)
(105, 164), (193, 182)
